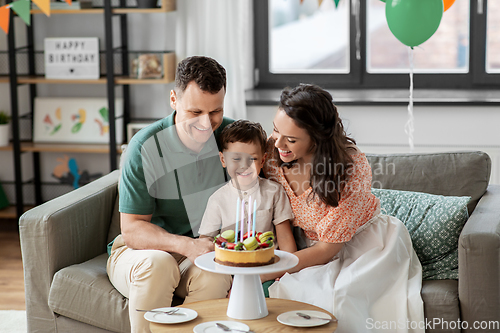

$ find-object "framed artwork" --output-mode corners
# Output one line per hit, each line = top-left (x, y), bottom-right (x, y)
(34, 97), (123, 144)
(127, 122), (154, 142)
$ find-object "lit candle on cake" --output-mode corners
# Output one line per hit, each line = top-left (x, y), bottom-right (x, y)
(252, 200), (257, 237)
(235, 197), (240, 242)
(240, 198), (245, 242)
(248, 195), (252, 238)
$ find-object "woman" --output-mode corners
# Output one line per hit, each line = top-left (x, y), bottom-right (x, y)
(262, 84), (424, 333)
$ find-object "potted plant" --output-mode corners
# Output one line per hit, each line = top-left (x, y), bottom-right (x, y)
(0, 111), (11, 147)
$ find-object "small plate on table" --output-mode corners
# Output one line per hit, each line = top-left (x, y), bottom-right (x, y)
(277, 310), (333, 327)
(193, 320), (250, 333)
(143, 307), (198, 324)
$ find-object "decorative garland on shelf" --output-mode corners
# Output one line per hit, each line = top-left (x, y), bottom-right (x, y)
(1, 0), (72, 34)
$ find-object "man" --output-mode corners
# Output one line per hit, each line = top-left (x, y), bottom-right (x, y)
(107, 56), (233, 333)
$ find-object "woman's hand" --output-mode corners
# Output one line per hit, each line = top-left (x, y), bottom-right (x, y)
(260, 241), (343, 283)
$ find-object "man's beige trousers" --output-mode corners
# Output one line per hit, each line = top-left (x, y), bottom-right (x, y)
(107, 235), (232, 333)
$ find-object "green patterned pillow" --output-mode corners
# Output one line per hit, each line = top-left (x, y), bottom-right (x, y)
(371, 188), (470, 280)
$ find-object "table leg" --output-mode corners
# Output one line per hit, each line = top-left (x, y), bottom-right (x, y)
(227, 274), (268, 320)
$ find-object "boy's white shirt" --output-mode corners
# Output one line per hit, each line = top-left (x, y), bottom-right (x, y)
(198, 177), (294, 238)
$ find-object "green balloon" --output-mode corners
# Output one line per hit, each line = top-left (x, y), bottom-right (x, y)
(385, 0), (443, 47)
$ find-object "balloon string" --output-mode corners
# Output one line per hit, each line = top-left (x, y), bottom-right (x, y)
(405, 47), (415, 153)
(352, 0), (361, 60)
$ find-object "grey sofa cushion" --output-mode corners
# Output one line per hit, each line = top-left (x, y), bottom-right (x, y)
(421, 280), (460, 333)
(366, 151), (491, 214)
(48, 253), (130, 333)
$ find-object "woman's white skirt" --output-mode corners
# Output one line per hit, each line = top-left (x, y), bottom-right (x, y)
(269, 214), (425, 333)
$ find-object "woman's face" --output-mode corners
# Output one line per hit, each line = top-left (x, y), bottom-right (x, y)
(272, 109), (314, 164)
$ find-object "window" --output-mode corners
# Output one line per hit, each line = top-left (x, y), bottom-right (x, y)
(254, 0), (499, 89)
(367, 0), (469, 73)
(486, 1), (500, 73)
(269, 0), (350, 73)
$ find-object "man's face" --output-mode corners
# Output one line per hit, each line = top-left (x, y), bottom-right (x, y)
(171, 81), (225, 152)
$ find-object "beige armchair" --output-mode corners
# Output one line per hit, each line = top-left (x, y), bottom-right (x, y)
(20, 151), (500, 332)
(20, 170), (127, 332)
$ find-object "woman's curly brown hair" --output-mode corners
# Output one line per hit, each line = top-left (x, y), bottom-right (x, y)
(277, 84), (356, 207)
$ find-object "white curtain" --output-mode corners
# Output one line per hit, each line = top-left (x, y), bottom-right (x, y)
(175, 0), (254, 120)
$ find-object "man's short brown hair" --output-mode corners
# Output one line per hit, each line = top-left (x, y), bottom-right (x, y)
(220, 120), (267, 154)
(175, 56), (226, 95)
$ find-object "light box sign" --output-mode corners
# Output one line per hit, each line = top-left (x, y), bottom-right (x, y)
(44, 38), (100, 79)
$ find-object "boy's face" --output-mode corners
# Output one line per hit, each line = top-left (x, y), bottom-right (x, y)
(220, 141), (266, 190)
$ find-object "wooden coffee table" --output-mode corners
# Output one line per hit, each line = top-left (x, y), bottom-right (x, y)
(150, 298), (337, 332)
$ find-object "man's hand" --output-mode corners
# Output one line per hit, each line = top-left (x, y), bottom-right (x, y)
(185, 237), (215, 263)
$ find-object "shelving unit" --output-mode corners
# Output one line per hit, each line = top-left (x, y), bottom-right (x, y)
(5, 0), (176, 219)
(0, 205), (35, 219)
(0, 142), (124, 153)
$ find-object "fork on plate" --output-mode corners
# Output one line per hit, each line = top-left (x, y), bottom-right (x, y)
(296, 312), (337, 323)
(215, 322), (255, 333)
(136, 308), (181, 315)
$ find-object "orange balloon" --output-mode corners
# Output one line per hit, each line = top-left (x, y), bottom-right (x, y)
(443, 0), (456, 12)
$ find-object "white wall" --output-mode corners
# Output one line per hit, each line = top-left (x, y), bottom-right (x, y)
(247, 104), (500, 185)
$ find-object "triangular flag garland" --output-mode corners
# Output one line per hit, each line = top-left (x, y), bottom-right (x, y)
(32, 0), (51, 16)
(300, 0), (341, 8)
(11, 0), (31, 26)
(1, 0), (53, 34)
(0, 5), (9, 34)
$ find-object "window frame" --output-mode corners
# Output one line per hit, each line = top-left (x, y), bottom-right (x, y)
(254, 0), (500, 89)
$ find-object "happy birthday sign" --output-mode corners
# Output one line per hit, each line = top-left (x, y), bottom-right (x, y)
(44, 37), (100, 79)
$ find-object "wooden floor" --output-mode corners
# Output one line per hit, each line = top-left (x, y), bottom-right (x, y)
(0, 219), (25, 310)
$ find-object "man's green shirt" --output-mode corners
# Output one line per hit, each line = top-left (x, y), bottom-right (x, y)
(108, 112), (233, 254)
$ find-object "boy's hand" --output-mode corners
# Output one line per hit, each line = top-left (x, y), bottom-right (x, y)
(185, 238), (215, 263)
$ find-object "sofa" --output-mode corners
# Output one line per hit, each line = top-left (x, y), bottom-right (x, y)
(19, 151), (500, 332)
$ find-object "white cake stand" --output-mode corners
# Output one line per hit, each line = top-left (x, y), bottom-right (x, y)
(195, 250), (298, 320)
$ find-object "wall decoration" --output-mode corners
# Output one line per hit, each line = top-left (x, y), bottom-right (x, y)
(52, 155), (102, 189)
(127, 122), (153, 142)
(34, 97), (123, 143)
(0, 0), (31, 34)
(44, 37), (100, 79)
(0, 0), (70, 34)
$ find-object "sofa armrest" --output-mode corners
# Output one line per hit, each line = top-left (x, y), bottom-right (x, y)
(19, 170), (120, 332)
(459, 184), (500, 331)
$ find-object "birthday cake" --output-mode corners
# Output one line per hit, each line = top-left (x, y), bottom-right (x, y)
(214, 230), (276, 267)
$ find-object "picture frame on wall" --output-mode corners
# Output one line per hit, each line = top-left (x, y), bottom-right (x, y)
(127, 122), (154, 142)
(33, 97), (123, 144)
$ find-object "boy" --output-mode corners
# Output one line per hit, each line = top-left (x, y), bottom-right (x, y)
(199, 120), (296, 253)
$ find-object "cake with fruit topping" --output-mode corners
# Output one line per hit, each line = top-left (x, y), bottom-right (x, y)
(214, 230), (276, 267)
